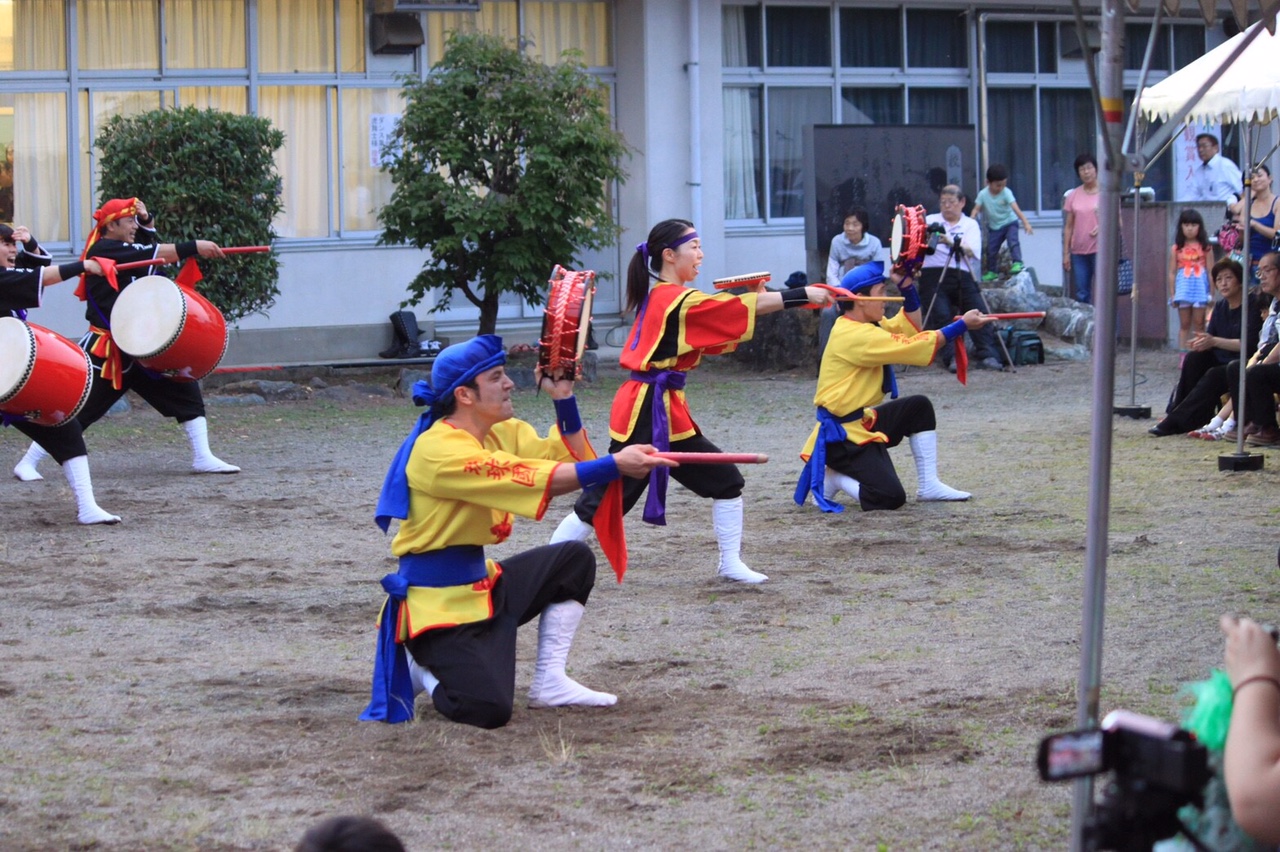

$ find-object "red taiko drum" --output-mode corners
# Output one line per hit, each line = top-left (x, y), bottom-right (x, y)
(0, 317), (93, 427)
(109, 275), (228, 381)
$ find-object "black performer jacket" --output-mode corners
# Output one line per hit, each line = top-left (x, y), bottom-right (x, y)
(82, 228), (197, 327)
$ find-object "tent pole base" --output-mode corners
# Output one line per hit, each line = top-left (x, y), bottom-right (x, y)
(1219, 452), (1265, 472)
(1112, 404), (1151, 419)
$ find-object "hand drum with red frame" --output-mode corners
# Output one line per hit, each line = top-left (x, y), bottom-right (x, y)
(539, 265), (596, 381)
(890, 204), (929, 274)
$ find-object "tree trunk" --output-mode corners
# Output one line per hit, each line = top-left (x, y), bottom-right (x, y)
(478, 292), (501, 336)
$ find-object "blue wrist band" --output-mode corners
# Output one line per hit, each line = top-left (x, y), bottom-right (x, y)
(553, 396), (583, 435)
(575, 456), (620, 490)
(898, 283), (921, 313)
(940, 319), (967, 342)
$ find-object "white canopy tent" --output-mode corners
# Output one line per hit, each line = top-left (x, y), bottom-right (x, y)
(1140, 21), (1280, 125)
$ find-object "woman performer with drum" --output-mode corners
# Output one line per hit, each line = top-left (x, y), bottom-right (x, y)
(549, 218), (834, 583)
(1, 224), (119, 524)
(11, 198), (233, 481)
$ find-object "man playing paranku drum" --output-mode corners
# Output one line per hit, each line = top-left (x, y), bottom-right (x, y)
(361, 334), (672, 729)
(796, 261), (996, 512)
(1, 224), (118, 524)
(11, 197), (234, 481)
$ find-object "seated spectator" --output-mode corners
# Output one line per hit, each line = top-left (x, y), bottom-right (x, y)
(1220, 613), (1280, 844)
(295, 815), (406, 852)
(1226, 252), (1280, 445)
(819, 207), (883, 364)
(1149, 258), (1262, 436)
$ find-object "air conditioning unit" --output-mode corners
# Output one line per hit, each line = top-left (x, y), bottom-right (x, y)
(370, 13), (425, 55)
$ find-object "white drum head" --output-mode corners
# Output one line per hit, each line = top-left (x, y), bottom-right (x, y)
(889, 213), (905, 262)
(574, 279), (595, 361)
(110, 275), (185, 358)
(0, 316), (36, 400)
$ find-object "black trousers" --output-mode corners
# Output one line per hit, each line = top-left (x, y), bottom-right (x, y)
(1161, 362), (1231, 433)
(405, 541), (596, 730)
(1166, 349), (1224, 417)
(75, 351), (206, 430)
(824, 395), (936, 511)
(10, 420), (87, 464)
(1230, 360), (1280, 430)
(571, 391), (744, 524)
(917, 268), (997, 363)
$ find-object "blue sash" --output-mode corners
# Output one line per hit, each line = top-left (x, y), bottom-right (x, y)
(794, 406), (865, 513)
(359, 545), (486, 724)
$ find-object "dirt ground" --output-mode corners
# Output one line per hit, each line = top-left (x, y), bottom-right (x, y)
(2, 345), (1278, 851)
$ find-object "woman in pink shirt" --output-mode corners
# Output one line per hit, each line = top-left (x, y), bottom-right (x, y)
(1062, 154), (1101, 304)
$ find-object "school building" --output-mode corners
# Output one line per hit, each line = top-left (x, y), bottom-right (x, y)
(0, 0), (1271, 363)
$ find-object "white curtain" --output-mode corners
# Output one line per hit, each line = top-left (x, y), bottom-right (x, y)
(178, 87), (247, 114)
(340, 88), (401, 232)
(79, 0), (159, 70)
(259, 85), (329, 238)
(723, 88), (760, 220)
(258, 0), (332, 74)
(166, 0), (245, 69)
(767, 88), (830, 219)
(524, 2), (610, 66)
(13, 0), (66, 71)
(13, 92), (67, 240)
(426, 2), (517, 65)
(338, 0), (364, 74)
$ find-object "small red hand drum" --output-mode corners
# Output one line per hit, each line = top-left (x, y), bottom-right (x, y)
(713, 271), (771, 291)
(539, 265), (596, 381)
(890, 204), (929, 273)
(109, 275), (228, 381)
(0, 317), (93, 427)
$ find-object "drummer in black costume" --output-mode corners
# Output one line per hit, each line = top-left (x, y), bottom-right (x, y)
(1, 224), (119, 524)
(11, 197), (233, 481)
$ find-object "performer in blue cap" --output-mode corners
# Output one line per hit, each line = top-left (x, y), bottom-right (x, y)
(362, 334), (672, 728)
(795, 261), (995, 513)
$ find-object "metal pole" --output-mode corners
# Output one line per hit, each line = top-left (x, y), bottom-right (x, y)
(1071, 0), (1125, 846)
(1129, 186), (1140, 404)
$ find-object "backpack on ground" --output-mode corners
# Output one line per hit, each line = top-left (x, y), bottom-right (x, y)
(1000, 327), (1044, 366)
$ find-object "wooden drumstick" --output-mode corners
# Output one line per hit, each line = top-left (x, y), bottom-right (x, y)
(982, 312), (1046, 320)
(654, 452), (769, 464)
(713, 271), (771, 290)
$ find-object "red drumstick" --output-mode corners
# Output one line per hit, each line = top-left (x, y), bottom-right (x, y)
(220, 246), (272, 254)
(112, 246), (272, 272)
(654, 452), (769, 464)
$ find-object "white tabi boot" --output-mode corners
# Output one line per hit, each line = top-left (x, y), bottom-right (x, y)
(13, 442), (49, 481)
(712, 497), (768, 583)
(909, 431), (970, 502)
(183, 416), (240, 474)
(527, 600), (617, 708)
(822, 468), (861, 503)
(406, 650), (439, 698)
(548, 510), (593, 544)
(61, 455), (121, 525)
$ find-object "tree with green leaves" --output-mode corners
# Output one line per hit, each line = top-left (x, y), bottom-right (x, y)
(378, 32), (628, 335)
(96, 106), (284, 323)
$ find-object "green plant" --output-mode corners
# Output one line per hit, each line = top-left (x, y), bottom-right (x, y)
(378, 33), (628, 335)
(95, 106), (284, 322)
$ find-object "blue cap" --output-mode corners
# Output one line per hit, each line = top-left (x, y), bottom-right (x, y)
(418, 334), (507, 409)
(840, 261), (886, 294)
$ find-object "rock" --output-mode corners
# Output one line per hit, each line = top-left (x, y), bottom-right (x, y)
(504, 350), (598, 390)
(308, 377), (328, 389)
(105, 396), (131, 417)
(313, 384), (394, 403)
(979, 272), (1051, 324)
(206, 393), (266, 406)
(217, 379), (310, 401)
(398, 368), (430, 397)
(731, 298), (821, 372)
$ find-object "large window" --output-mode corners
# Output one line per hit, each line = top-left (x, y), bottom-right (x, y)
(724, 7), (1208, 224)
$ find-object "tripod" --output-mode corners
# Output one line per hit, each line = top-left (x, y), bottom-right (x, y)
(919, 232), (1016, 370)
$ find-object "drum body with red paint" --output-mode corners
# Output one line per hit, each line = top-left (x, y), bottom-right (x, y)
(0, 317), (93, 426)
(109, 275), (229, 381)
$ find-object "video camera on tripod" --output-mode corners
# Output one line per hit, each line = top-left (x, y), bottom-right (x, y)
(1037, 710), (1211, 852)
(925, 221), (948, 254)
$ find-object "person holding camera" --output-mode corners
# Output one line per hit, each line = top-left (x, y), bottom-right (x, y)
(917, 185), (1002, 372)
(1220, 613), (1280, 843)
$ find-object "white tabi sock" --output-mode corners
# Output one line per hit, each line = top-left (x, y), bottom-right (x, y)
(527, 601), (617, 708)
(822, 469), (861, 502)
(406, 651), (438, 698)
(14, 442), (49, 481)
(909, 431), (970, 502)
(549, 511), (593, 544)
(183, 417), (240, 474)
(61, 456), (121, 525)
(712, 497), (768, 583)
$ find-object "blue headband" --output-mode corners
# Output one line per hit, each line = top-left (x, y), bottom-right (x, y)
(374, 335), (507, 532)
(638, 230), (699, 271)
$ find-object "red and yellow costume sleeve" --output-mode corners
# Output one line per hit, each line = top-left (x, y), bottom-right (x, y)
(799, 310), (943, 457)
(609, 283), (758, 441)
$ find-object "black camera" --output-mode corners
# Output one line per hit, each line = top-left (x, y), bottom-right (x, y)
(925, 221), (947, 254)
(1037, 710), (1211, 852)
